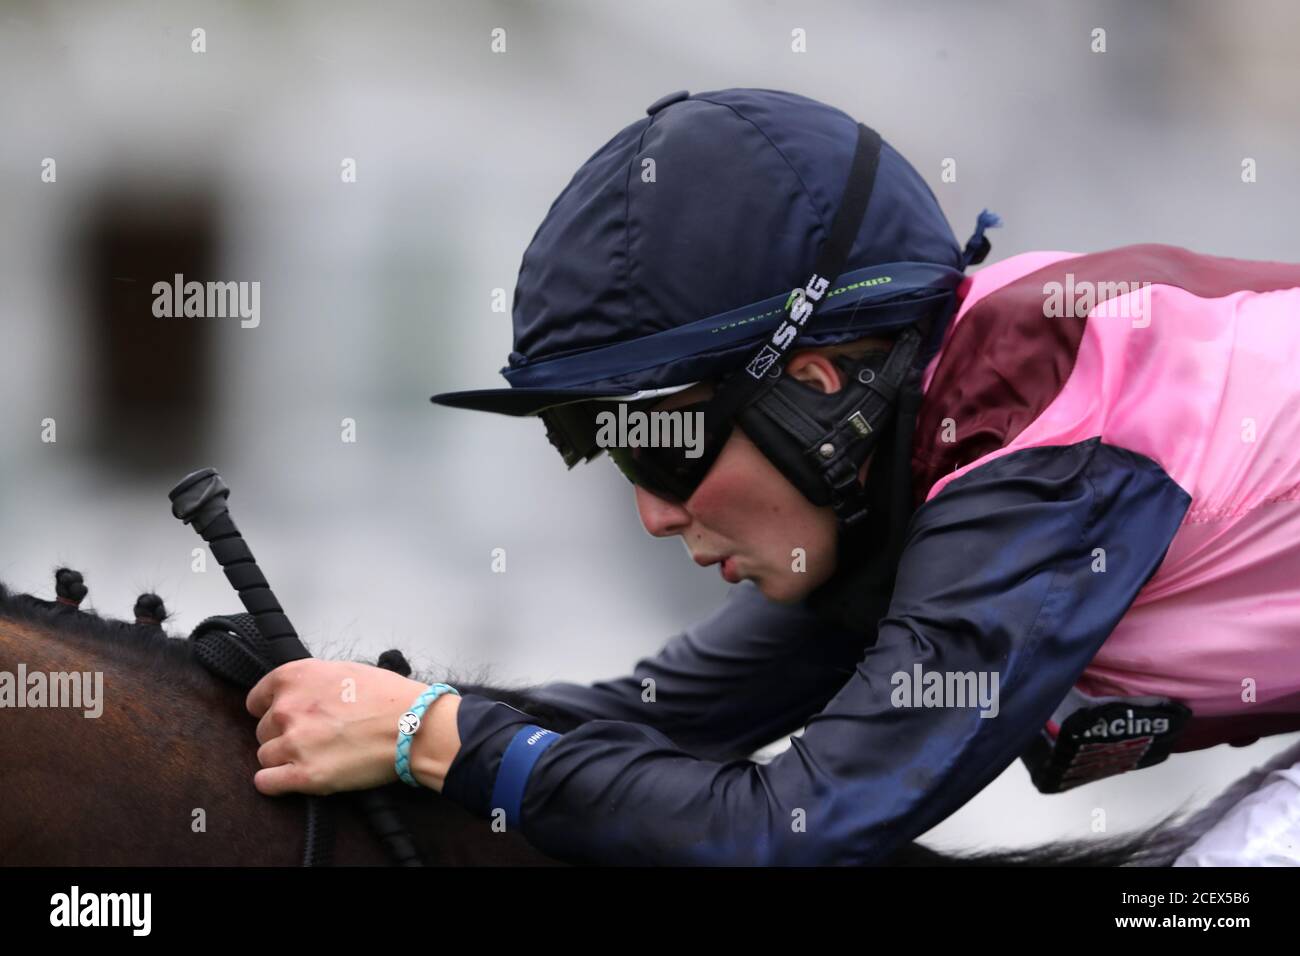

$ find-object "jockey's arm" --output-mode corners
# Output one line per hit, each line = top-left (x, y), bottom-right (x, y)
(456, 581), (868, 762)
(441, 439), (1190, 864)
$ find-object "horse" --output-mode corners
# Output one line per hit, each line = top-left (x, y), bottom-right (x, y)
(0, 569), (1262, 867)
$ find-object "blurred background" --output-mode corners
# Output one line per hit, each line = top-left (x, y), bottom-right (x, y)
(2, 0), (1298, 853)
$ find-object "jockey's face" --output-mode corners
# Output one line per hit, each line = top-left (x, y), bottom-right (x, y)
(633, 350), (870, 604)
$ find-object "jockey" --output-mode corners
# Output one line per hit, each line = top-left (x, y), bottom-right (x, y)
(429, 88), (1300, 865)
(252, 87), (1300, 864)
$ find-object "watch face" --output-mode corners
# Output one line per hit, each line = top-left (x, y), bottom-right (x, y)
(398, 711), (422, 736)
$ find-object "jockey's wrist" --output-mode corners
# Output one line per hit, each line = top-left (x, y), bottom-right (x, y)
(395, 682), (460, 789)
(409, 693), (463, 792)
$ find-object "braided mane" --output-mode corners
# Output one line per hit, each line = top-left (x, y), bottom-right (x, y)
(0, 569), (194, 673)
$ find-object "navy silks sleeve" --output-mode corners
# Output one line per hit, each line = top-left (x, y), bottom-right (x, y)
(441, 438), (1191, 864)
(521, 582), (870, 762)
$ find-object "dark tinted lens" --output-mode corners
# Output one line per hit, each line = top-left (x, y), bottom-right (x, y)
(608, 443), (716, 502)
(605, 400), (730, 502)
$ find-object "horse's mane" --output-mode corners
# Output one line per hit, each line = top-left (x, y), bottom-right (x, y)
(0, 570), (450, 690)
(0, 575), (196, 676)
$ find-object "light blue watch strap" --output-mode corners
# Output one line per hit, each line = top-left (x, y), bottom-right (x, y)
(395, 682), (460, 788)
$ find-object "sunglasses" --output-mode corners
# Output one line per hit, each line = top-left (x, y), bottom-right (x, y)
(541, 394), (739, 504)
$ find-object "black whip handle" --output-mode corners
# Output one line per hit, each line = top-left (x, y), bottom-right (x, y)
(169, 468), (309, 665)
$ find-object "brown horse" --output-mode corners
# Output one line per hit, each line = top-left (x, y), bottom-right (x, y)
(0, 572), (1226, 867)
(0, 574), (557, 866)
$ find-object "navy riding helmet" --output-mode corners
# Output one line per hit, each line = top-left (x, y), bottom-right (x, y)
(431, 87), (998, 526)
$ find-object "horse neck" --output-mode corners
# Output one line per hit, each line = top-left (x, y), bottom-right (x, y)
(0, 615), (386, 865)
(0, 614), (559, 866)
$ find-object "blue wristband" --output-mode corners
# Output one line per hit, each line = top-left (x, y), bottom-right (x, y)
(490, 724), (563, 829)
(395, 682), (460, 788)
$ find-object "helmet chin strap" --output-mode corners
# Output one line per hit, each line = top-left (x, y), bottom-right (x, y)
(736, 320), (926, 528)
(801, 360), (926, 636)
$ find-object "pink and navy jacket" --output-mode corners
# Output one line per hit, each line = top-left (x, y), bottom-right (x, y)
(441, 244), (1300, 864)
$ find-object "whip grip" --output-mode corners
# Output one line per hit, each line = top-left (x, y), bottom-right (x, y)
(169, 467), (309, 664)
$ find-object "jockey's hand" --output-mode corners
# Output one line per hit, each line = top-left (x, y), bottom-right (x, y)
(245, 660), (461, 797)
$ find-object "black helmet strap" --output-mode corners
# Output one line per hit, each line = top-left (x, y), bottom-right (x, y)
(701, 122), (882, 432)
(736, 313), (927, 527)
(699, 119), (938, 530)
